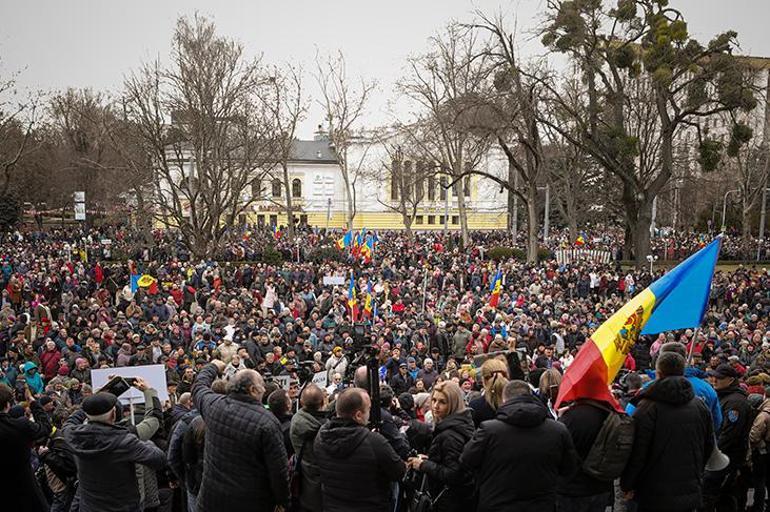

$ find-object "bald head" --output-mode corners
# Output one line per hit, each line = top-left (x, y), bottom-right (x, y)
(336, 387), (371, 425)
(300, 383), (325, 412)
(178, 392), (192, 408)
(354, 366), (369, 389)
(226, 369), (266, 401)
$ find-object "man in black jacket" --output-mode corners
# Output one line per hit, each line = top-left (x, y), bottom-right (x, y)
(192, 360), (289, 512)
(703, 363), (753, 511)
(621, 352), (714, 512)
(461, 380), (578, 512)
(557, 399), (613, 511)
(0, 383), (52, 512)
(315, 387), (406, 512)
(64, 389), (166, 512)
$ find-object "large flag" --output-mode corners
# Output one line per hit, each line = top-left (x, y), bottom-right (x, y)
(360, 236), (373, 263)
(488, 269), (503, 308)
(555, 237), (721, 410)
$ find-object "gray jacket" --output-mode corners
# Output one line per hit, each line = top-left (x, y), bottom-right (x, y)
(290, 408), (328, 512)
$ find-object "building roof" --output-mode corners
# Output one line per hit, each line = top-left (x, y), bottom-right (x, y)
(289, 139), (338, 164)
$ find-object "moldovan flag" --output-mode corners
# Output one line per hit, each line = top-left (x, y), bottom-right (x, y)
(137, 274), (159, 295)
(555, 237), (721, 410)
(488, 270), (503, 308)
(347, 275), (358, 322)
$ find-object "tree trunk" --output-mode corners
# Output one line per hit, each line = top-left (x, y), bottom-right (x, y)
(632, 198), (654, 268)
(282, 163), (295, 242)
(742, 201), (752, 238)
(526, 183), (538, 263)
(456, 189), (470, 248)
(403, 216), (414, 239)
(507, 160), (517, 237)
(565, 189), (578, 243)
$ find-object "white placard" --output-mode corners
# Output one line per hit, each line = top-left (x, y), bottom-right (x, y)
(323, 275), (346, 286)
(90, 364), (169, 405)
(272, 374), (291, 390)
(74, 203), (86, 221)
(312, 371), (328, 388)
(74, 191), (85, 202)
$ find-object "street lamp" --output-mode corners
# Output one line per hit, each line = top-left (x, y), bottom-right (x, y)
(721, 189), (739, 233)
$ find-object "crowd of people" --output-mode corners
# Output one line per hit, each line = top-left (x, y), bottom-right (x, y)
(3, 224), (770, 512)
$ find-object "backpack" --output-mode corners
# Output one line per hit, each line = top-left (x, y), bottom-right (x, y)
(581, 401), (635, 481)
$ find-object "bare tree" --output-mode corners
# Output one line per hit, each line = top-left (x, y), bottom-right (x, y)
(364, 130), (434, 237)
(122, 15), (279, 258)
(260, 65), (308, 241)
(398, 23), (493, 247)
(315, 52), (376, 231)
(0, 68), (41, 198)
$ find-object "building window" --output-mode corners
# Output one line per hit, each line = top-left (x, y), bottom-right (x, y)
(415, 215), (424, 225)
(439, 176), (447, 200)
(269, 214), (278, 226)
(415, 161), (425, 199)
(464, 176), (471, 197)
(292, 178), (302, 198)
(427, 175), (436, 201)
(402, 161), (413, 199)
(257, 215), (265, 226)
(391, 160), (400, 200)
(427, 215), (435, 225)
(439, 215), (445, 225)
(271, 179), (282, 197)
(299, 214), (308, 226)
(452, 215), (459, 225)
(251, 179), (262, 198)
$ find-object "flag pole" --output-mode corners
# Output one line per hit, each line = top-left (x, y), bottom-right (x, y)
(687, 327), (702, 364)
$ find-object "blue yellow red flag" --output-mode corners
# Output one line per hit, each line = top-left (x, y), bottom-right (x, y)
(555, 237), (721, 410)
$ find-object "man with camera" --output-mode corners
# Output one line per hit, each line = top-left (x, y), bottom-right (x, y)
(63, 377), (166, 512)
(192, 359), (289, 512)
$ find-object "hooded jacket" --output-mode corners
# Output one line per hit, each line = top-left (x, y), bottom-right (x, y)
(63, 417), (165, 512)
(420, 409), (476, 512)
(290, 407), (328, 512)
(23, 361), (44, 395)
(621, 376), (714, 511)
(315, 417), (406, 512)
(750, 398), (770, 453)
(460, 393), (578, 512)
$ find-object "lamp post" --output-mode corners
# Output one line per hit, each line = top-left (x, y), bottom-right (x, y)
(721, 189), (739, 233)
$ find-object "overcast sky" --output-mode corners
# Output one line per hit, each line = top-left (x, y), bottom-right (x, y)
(2, 0), (769, 138)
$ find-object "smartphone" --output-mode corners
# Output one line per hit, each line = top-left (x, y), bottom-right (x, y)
(100, 376), (136, 397)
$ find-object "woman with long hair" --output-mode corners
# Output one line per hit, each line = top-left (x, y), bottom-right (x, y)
(468, 356), (509, 427)
(407, 381), (476, 512)
(537, 368), (562, 418)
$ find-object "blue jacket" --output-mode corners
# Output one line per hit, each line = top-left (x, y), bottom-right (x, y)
(626, 367), (722, 431)
(23, 362), (45, 396)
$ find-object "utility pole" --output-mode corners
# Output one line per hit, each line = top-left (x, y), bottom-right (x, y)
(325, 197), (331, 233)
(650, 195), (657, 238)
(543, 184), (550, 242)
(444, 180), (449, 235)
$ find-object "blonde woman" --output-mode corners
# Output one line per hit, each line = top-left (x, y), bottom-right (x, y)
(537, 368), (562, 418)
(468, 357), (509, 427)
(407, 381), (475, 512)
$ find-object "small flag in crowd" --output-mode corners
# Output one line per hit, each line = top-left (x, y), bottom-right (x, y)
(575, 233), (586, 247)
(347, 275), (358, 322)
(555, 237), (722, 410)
(272, 224), (282, 240)
(488, 269), (503, 308)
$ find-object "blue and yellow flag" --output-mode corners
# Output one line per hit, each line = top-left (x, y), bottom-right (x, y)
(488, 270), (503, 308)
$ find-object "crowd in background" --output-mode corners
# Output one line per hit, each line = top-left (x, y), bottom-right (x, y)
(3, 225), (770, 512)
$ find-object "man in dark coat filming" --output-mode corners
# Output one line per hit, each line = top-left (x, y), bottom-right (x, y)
(192, 359), (289, 512)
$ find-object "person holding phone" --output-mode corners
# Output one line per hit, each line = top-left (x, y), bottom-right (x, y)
(63, 377), (165, 512)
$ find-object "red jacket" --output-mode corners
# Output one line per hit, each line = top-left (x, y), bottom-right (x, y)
(39, 349), (62, 380)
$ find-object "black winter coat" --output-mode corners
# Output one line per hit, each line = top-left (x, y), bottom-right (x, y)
(0, 401), (51, 512)
(420, 409), (476, 512)
(461, 394), (578, 512)
(717, 384), (753, 465)
(64, 417), (166, 512)
(468, 395), (498, 427)
(557, 401), (613, 498)
(192, 364), (289, 512)
(315, 417), (406, 512)
(620, 376), (714, 512)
